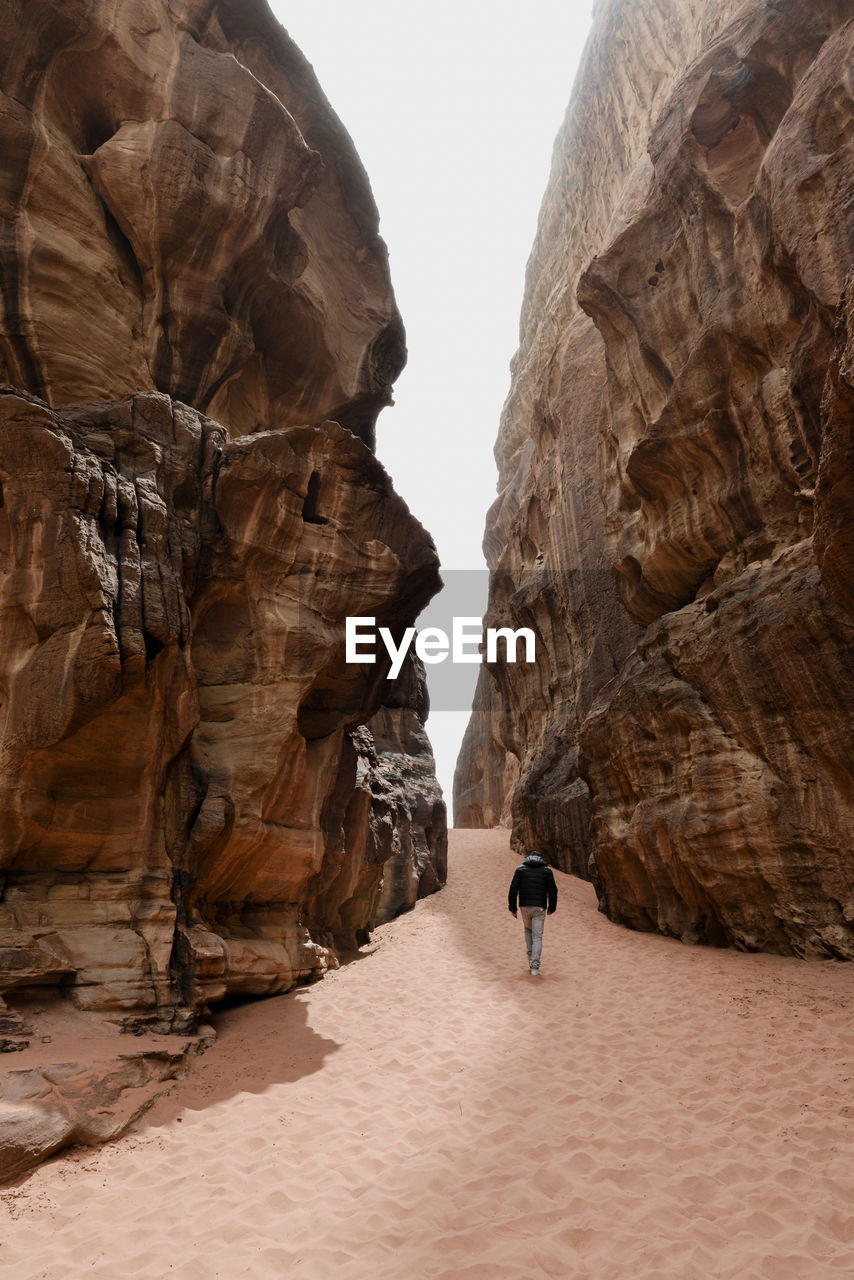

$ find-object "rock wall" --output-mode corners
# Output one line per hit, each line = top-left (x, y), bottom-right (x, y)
(0, 0), (445, 1033)
(0, 0), (401, 443)
(454, 0), (721, 865)
(456, 0), (854, 957)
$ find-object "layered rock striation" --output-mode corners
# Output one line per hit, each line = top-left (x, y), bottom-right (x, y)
(0, 0), (402, 442)
(456, 0), (854, 957)
(0, 0), (445, 1040)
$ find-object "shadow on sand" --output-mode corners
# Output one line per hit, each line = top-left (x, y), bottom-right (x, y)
(134, 984), (341, 1133)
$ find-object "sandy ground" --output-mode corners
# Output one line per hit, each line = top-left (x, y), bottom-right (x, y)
(2, 827), (853, 1279)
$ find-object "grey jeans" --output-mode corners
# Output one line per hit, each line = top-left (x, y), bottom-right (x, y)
(520, 906), (546, 969)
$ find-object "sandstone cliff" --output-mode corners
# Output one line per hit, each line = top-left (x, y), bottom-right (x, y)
(0, 0), (446, 1045)
(456, 0), (854, 957)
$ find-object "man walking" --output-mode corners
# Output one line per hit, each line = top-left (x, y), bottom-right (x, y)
(508, 849), (558, 976)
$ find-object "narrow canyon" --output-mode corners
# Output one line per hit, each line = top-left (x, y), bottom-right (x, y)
(2, 0), (854, 1196)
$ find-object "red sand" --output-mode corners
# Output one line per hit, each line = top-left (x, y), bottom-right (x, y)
(2, 827), (854, 1278)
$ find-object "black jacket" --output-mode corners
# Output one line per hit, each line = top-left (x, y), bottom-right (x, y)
(508, 852), (558, 914)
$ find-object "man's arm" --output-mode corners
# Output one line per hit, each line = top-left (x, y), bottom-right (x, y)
(508, 870), (520, 915)
(547, 870), (558, 914)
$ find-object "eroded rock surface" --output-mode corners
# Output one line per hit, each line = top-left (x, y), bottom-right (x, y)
(0, 1001), (215, 1184)
(454, 0), (709, 865)
(0, 385), (441, 1023)
(0, 0), (402, 443)
(815, 273), (854, 620)
(0, 0), (445, 1051)
(457, 0), (854, 956)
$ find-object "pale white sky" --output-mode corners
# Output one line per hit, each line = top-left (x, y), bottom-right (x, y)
(271, 2), (595, 806)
